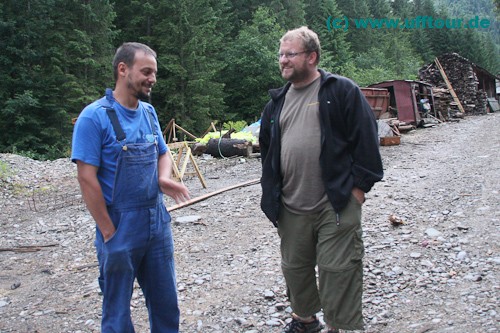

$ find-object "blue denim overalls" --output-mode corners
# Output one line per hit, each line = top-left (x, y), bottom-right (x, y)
(95, 91), (179, 332)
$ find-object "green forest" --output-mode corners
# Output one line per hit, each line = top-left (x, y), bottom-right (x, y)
(1, 0), (499, 160)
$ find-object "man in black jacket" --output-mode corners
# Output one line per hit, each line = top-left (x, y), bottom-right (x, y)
(259, 26), (383, 333)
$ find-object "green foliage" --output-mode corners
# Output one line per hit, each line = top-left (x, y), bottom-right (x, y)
(345, 31), (421, 86)
(196, 129), (256, 144)
(266, 0), (307, 28)
(0, 160), (12, 181)
(221, 6), (285, 123)
(223, 121), (248, 132)
(0, 0), (498, 160)
(0, 0), (115, 159)
(337, 0), (376, 53)
(305, 0), (352, 74)
(432, 0), (499, 73)
(135, 0), (229, 136)
(391, 0), (413, 17)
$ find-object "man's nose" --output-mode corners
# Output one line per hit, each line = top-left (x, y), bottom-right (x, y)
(279, 56), (289, 65)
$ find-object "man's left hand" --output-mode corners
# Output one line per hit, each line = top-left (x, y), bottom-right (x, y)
(352, 187), (365, 205)
(159, 178), (190, 204)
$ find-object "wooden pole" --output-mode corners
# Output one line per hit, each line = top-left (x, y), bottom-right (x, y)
(0, 243), (58, 253)
(167, 178), (260, 212)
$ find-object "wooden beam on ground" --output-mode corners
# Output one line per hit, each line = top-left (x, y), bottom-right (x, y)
(167, 178), (260, 212)
(0, 243), (58, 253)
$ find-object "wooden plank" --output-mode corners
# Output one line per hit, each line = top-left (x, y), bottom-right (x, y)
(168, 178), (260, 212)
(434, 58), (466, 114)
(178, 146), (190, 179)
(0, 243), (58, 253)
(168, 141), (193, 150)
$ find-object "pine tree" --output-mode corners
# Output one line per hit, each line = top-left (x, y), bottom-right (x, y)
(336, 0), (375, 53)
(304, 0), (352, 74)
(0, 0), (115, 158)
(222, 6), (285, 122)
(266, 0), (306, 29)
(367, 0), (392, 19)
(143, 0), (228, 135)
(391, 0), (412, 17)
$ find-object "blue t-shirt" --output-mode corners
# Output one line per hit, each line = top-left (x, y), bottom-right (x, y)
(71, 92), (168, 204)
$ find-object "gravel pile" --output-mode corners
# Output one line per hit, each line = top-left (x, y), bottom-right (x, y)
(0, 112), (499, 333)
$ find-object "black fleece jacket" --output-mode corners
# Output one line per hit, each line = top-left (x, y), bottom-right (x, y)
(259, 69), (384, 226)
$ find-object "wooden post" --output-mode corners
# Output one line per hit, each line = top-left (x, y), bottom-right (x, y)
(167, 141), (207, 189)
(163, 119), (176, 143)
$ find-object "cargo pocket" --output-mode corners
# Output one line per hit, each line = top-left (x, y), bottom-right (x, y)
(351, 227), (365, 262)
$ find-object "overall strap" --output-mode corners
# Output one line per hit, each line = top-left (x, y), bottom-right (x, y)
(144, 107), (157, 135)
(99, 88), (127, 142)
(105, 108), (126, 141)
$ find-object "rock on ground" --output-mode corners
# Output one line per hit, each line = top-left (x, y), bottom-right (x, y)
(0, 112), (499, 332)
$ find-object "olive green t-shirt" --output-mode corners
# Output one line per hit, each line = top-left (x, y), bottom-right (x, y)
(279, 77), (329, 214)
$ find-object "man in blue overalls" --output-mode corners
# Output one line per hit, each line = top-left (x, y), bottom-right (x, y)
(72, 42), (190, 332)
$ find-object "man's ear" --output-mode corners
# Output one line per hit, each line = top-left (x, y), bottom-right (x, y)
(308, 51), (318, 65)
(117, 62), (128, 78)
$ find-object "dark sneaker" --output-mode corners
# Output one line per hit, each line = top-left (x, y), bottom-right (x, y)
(282, 315), (324, 333)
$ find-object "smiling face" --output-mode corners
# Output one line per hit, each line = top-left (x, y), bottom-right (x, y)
(125, 51), (157, 101)
(278, 38), (318, 87)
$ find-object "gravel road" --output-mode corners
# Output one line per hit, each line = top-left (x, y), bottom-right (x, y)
(0, 112), (498, 333)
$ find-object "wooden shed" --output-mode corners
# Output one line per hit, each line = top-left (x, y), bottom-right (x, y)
(368, 80), (435, 126)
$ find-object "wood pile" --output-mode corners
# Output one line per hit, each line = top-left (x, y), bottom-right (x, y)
(419, 53), (488, 116)
(431, 87), (464, 120)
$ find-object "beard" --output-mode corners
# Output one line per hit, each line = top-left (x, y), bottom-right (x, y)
(136, 89), (150, 101)
(127, 76), (152, 101)
(280, 63), (309, 83)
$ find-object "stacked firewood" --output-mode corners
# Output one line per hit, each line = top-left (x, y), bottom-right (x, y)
(431, 87), (463, 120)
(419, 53), (487, 116)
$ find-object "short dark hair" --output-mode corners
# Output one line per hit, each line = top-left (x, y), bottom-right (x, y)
(112, 42), (157, 81)
(280, 26), (321, 65)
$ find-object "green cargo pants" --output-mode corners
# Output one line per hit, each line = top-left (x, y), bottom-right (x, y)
(278, 195), (364, 330)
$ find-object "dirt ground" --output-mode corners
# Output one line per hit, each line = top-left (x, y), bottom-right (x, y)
(0, 112), (499, 333)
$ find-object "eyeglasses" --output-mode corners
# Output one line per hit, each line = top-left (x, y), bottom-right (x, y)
(277, 51), (309, 60)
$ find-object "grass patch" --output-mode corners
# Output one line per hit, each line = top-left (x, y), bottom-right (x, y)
(0, 160), (12, 181)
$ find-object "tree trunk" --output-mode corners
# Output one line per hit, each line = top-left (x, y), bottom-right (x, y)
(205, 138), (252, 158)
